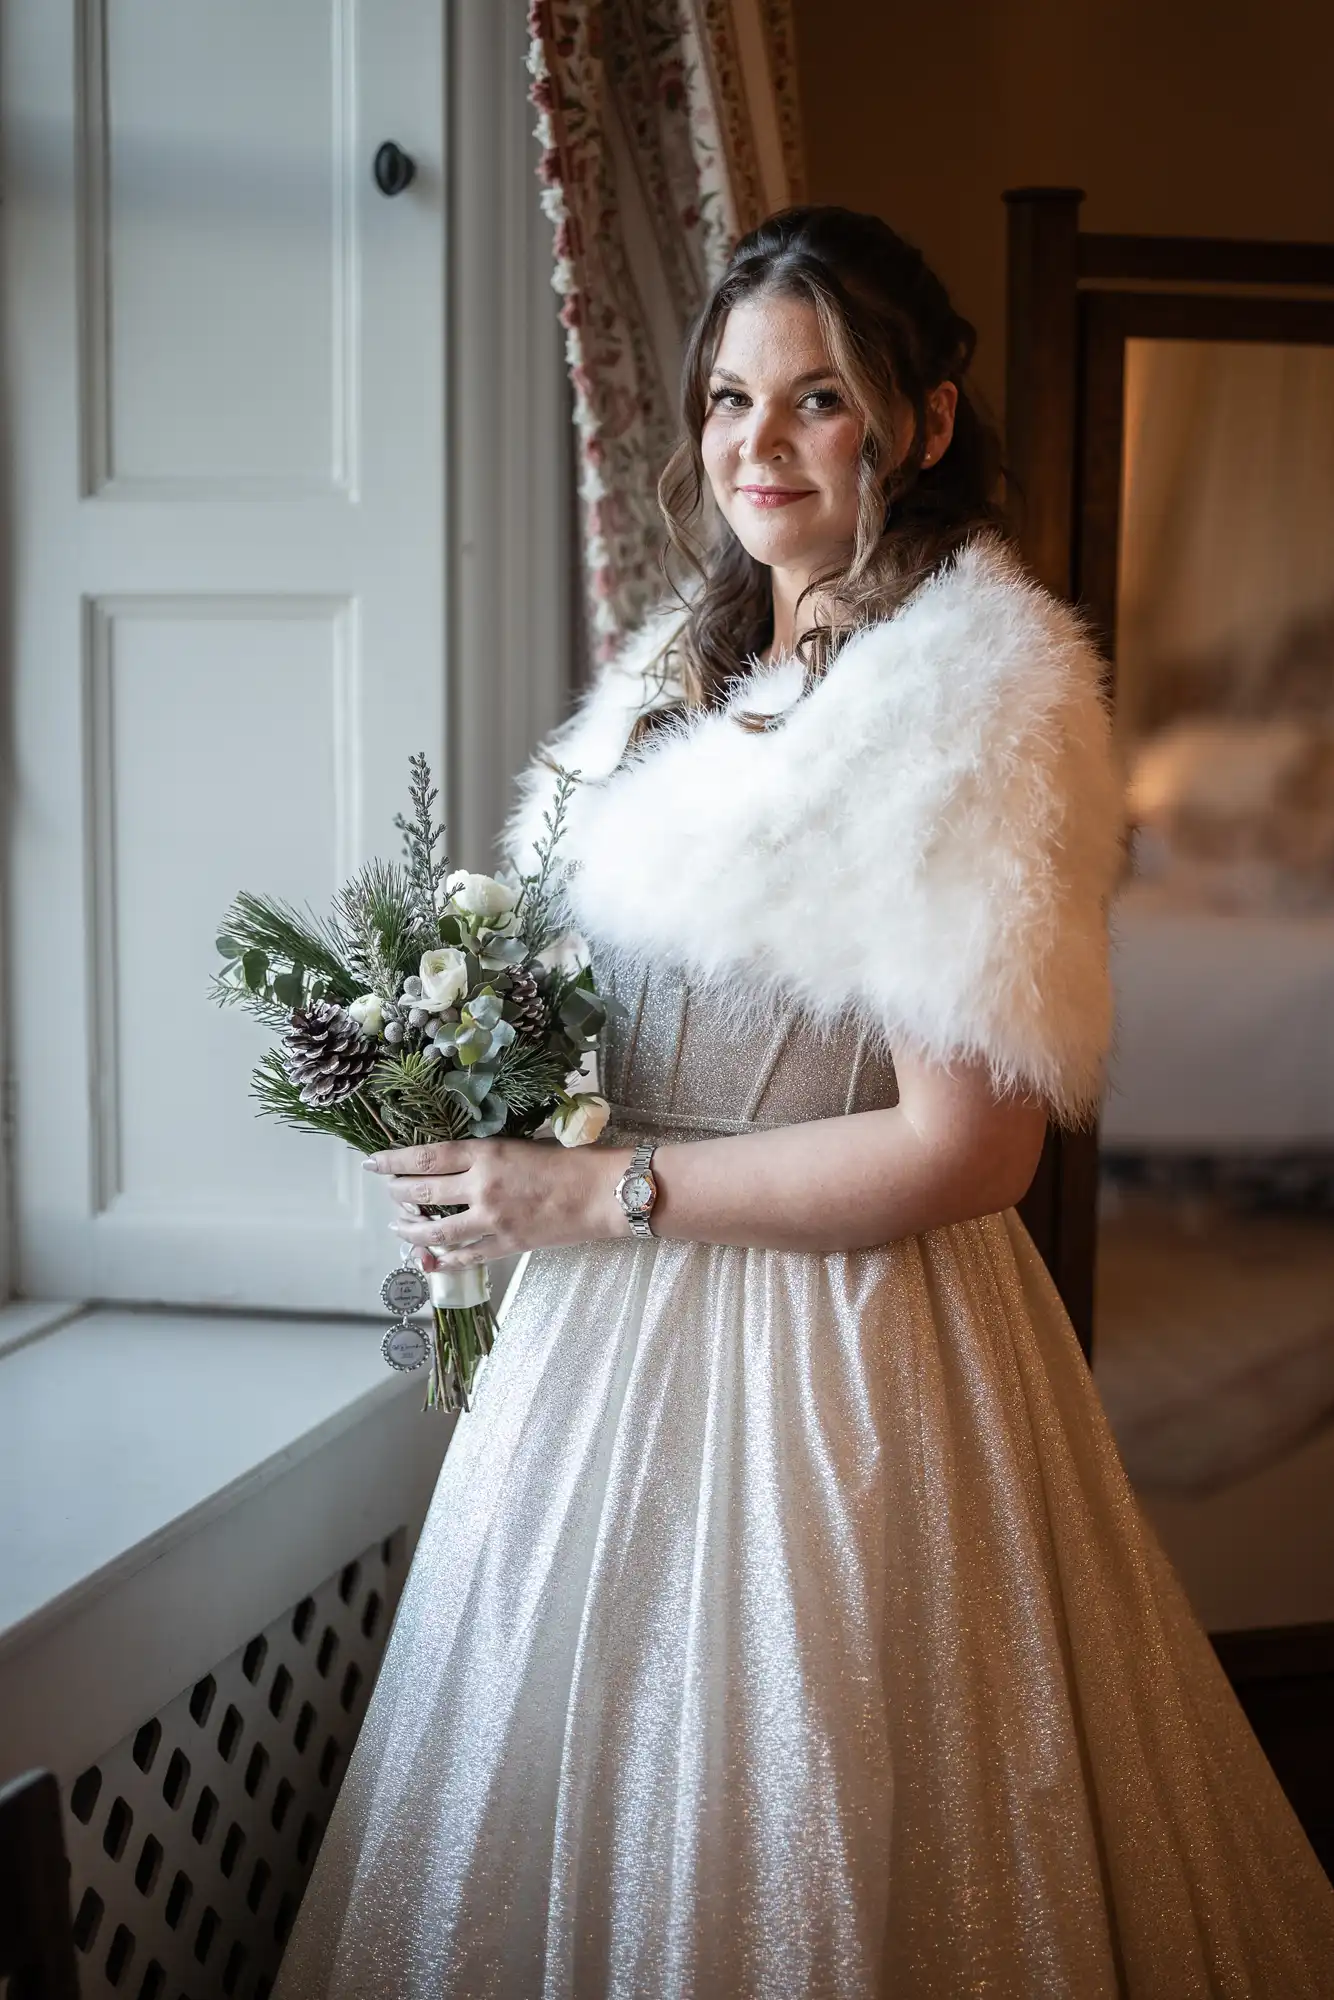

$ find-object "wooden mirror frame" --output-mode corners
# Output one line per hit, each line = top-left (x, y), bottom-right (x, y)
(1005, 186), (1334, 1357)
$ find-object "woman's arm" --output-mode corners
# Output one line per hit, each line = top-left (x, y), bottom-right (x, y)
(640, 1050), (1048, 1252)
(377, 1051), (1050, 1264)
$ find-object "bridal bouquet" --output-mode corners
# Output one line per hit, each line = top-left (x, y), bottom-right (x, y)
(213, 755), (605, 1412)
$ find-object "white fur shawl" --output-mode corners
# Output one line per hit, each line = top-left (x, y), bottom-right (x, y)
(502, 536), (1125, 1129)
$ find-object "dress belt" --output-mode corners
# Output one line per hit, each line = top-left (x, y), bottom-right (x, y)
(601, 1099), (770, 1141)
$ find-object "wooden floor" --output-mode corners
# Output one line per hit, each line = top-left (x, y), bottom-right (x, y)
(1091, 1186), (1334, 1880)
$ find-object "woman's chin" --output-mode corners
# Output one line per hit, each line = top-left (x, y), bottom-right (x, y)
(730, 523), (834, 571)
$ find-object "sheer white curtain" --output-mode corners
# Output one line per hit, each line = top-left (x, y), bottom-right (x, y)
(1118, 338), (1334, 739)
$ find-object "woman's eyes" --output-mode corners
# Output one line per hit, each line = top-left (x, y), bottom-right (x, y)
(706, 385), (843, 413)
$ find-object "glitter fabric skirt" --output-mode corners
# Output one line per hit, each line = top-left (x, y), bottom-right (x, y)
(273, 1208), (1334, 1997)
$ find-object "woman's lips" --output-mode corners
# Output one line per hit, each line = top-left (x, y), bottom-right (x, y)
(736, 486), (816, 509)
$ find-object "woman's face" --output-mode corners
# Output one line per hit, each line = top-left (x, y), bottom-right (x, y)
(700, 291), (958, 578)
(701, 293), (863, 577)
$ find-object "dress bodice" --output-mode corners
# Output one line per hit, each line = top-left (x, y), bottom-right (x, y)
(595, 955), (899, 1144)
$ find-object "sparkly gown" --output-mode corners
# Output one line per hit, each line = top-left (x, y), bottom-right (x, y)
(275, 957), (1334, 1998)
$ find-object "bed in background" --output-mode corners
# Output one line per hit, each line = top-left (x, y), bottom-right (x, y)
(1102, 713), (1334, 1197)
(1093, 714), (1334, 1500)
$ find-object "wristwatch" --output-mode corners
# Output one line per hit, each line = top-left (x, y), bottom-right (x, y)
(615, 1142), (658, 1238)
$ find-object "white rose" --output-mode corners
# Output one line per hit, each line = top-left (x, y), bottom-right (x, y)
(348, 993), (385, 1037)
(418, 947), (469, 1013)
(446, 871), (519, 923)
(551, 1093), (610, 1148)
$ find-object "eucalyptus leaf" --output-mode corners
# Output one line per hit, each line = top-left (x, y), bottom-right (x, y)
(466, 991), (502, 1031)
(478, 934), (527, 969)
(242, 948), (269, 993)
(215, 933), (241, 959)
(559, 987), (604, 1037)
(471, 1092), (508, 1138)
(442, 1066), (495, 1108)
(272, 971), (304, 1008)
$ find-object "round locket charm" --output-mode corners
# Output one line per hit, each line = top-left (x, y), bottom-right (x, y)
(382, 1319), (431, 1372)
(381, 1265), (431, 1317)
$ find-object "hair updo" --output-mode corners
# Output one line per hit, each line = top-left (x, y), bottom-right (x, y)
(646, 205), (1008, 729)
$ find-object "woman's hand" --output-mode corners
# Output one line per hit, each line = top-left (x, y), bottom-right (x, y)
(366, 1139), (636, 1272)
(366, 1046), (1048, 1269)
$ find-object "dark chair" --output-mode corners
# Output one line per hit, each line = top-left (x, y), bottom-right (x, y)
(0, 1770), (80, 1998)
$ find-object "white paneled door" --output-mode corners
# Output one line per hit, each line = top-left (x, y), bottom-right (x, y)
(4, 2), (450, 1311)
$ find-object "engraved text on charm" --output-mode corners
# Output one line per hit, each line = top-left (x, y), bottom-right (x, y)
(381, 1265), (431, 1317)
(382, 1320), (431, 1372)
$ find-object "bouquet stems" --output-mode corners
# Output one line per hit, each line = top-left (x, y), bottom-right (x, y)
(421, 1250), (497, 1413)
(425, 1299), (498, 1413)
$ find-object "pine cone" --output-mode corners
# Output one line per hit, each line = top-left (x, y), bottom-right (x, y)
(503, 965), (548, 1037)
(283, 1000), (379, 1106)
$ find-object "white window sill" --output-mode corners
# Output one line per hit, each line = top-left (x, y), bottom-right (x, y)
(0, 1302), (455, 1780)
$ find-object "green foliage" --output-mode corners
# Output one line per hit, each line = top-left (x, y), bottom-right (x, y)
(215, 893), (358, 1027)
(249, 1048), (389, 1153)
(218, 753), (604, 1173)
(541, 961), (606, 1067)
(331, 858), (430, 1000)
(210, 968), (294, 1033)
(393, 752), (451, 940)
(491, 1037), (571, 1114)
(366, 1051), (473, 1147)
(217, 891), (354, 993)
(516, 765), (579, 954)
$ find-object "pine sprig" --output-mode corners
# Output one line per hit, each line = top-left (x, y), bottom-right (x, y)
(516, 764), (579, 954)
(210, 968), (294, 1032)
(366, 1051), (473, 1147)
(218, 891), (356, 994)
(250, 1049), (391, 1153)
(394, 752), (451, 938)
(491, 1037), (571, 1114)
(331, 860), (429, 1000)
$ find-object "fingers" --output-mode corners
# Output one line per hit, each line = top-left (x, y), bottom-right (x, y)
(365, 1141), (472, 1178)
(387, 1174), (469, 1208)
(391, 1205), (491, 1253)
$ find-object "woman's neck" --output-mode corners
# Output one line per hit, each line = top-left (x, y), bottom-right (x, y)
(766, 565), (811, 663)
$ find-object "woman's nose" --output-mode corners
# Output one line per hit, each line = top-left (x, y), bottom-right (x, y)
(740, 400), (789, 463)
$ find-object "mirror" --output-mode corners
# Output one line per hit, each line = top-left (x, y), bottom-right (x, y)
(1091, 338), (1334, 1634)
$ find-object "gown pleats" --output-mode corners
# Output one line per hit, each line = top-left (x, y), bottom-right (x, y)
(273, 1206), (1334, 1998)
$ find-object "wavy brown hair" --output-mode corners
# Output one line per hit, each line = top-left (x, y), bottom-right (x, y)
(634, 206), (1008, 739)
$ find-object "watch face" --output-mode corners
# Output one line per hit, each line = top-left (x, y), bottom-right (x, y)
(625, 1174), (654, 1210)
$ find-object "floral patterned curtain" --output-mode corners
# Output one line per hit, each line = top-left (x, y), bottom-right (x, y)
(528, 1), (806, 656)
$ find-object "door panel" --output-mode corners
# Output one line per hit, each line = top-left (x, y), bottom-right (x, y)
(4, 0), (448, 1310)
(85, 0), (356, 494)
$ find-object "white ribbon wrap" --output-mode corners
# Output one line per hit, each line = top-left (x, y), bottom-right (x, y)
(428, 1263), (492, 1311)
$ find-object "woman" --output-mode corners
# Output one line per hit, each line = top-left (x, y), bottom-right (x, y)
(275, 208), (1334, 1996)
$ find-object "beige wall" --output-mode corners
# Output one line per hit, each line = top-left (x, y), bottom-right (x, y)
(791, 0), (1334, 417)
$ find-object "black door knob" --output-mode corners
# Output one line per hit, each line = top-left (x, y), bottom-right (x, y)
(373, 141), (416, 197)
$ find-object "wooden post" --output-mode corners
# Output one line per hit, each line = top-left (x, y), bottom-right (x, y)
(1002, 186), (1083, 595)
(1003, 188), (1100, 1356)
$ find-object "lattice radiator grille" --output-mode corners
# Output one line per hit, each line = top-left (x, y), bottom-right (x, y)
(61, 1529), (409, 2000)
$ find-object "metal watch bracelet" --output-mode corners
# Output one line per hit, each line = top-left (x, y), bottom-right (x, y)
(618, 1140), (658, 1239)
